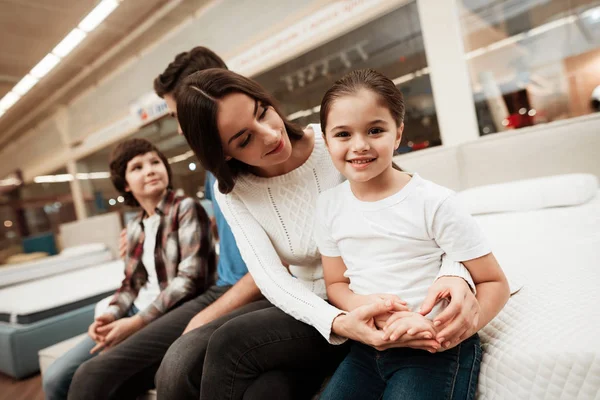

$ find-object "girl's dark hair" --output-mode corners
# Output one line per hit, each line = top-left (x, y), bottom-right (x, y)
(175, 68), (304, 194)
(320, 69), (405, 133)
(153, 46), (228, 98)
(320, 69), (405, 171)
(109, 138), (173, 207)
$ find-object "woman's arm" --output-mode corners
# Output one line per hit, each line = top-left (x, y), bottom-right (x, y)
(216, 190), (346, 344)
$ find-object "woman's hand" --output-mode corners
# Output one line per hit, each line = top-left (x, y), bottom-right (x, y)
(419, 276), (480, 349)
(332, 301), (420, 350)
(91, 315), (145, 354)
(354, 293), (410, 329)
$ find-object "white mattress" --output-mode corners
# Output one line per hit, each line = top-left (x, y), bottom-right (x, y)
(475, 191), (600, 399)
(0, 244), (113, 288)
(0, 260), (124, 324)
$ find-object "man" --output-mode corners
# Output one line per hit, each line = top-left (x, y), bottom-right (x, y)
(68, 47), (263, 400)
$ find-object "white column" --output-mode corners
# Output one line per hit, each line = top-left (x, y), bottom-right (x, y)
(417, 0), (479, 146)
(55, 107), (88, 220)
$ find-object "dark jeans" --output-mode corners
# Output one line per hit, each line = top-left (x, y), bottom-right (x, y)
(320, 334), (482, 400)
(67, 285), (231, 400)
(156, 300), (348, 400)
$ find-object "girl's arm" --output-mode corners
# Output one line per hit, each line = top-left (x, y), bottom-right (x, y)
(323, 255), (407, 314)
(451, 253), (510, 342)
(428, 194), (510, 348)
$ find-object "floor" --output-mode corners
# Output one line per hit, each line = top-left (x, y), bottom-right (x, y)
(0, 372), (44, 400)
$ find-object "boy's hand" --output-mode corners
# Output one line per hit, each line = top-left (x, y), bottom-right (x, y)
(88, 313), (116, 342)
(91, 315), (144, 354)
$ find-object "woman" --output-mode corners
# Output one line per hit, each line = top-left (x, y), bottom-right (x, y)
(156, 69), (481, 400)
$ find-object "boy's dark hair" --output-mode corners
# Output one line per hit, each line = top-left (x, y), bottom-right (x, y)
(175, 68), (304, 194)
(153, 46), (228, 98)
(109, 138), (173, 207)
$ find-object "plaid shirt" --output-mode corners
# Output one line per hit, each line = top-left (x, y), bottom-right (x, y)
(107, 190), (216, 323)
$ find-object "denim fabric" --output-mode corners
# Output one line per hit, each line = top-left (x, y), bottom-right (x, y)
(43, 305), (139, 400)
(320, 334), (481, 400)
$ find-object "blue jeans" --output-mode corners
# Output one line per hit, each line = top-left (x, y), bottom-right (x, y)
(320, 334), (481, 400)
(43, 306), (138, 400)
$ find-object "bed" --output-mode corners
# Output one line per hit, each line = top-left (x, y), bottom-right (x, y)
(0, 260), (124, 378)
(0, 243), (113, 289)
(459, 176), (600, 399)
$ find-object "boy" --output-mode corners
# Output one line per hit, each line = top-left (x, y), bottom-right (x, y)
(43, 138), (215, 400)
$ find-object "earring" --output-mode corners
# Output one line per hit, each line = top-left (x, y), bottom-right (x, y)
(225, 156), (232, 161)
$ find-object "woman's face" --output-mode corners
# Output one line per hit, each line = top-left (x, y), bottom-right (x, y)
(216, 92), (292, 173)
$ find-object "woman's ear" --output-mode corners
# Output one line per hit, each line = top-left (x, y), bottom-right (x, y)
(394, 122), (404, 149)
(322, 134), (328, 148)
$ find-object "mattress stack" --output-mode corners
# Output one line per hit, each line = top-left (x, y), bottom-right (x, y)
(0, 245), (122, 379)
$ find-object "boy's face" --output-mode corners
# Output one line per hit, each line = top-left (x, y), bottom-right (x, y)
(124, 151), (169, 201)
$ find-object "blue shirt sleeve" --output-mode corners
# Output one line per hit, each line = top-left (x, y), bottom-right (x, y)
(204, 172), (214, 202)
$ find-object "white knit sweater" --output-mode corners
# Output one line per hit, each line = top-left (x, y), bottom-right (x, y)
(214, 124), (473, 344)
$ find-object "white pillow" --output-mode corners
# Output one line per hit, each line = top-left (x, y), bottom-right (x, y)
(61, 243), (108, 257)
(457, 174), (599, 215)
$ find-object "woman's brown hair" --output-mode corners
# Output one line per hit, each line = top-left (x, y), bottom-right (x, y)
(175, 68), (304, 194)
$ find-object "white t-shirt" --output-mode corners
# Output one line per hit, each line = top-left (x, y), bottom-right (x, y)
(314, 174), (491, 319)
(133, 214), (162, 312)
(215, 124), (476, 343)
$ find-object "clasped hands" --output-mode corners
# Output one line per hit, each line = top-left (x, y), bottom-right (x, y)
(336, 278), (480, 353)
(87, 313), (145, 354)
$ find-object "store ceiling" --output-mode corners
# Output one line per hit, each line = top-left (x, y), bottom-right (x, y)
(0, 0), (210, 147)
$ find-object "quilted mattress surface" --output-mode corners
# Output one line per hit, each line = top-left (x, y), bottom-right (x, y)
(0, 260), (124, 324)
(475, 192), (600, 399)
(0, 244), (113, 288)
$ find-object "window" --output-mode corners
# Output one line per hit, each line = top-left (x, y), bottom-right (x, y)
(460, 0), (600, 135)
(253, 1), (440, 154)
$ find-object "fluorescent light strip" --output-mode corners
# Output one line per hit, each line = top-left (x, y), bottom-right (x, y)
(0, 0), (119, 119)
(79, 0), (119, 32)
(53, 28), (87, 58)
(30, 53), (61, 79)
(12, 75), (39, 96)
(0, 92), (21, 111)
(34, 172), (111, 183)
(168, 150), (195, 164)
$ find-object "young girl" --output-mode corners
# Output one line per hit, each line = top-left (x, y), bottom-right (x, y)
(314, 69), (510, 400)
(158, 67), (485, 400)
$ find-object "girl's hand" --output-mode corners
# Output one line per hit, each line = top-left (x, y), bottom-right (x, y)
(379, 312), (440, 352)
(419, 276), (480, 349)
(357, 293), (410, 329)
(91, 315), (145, 354)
